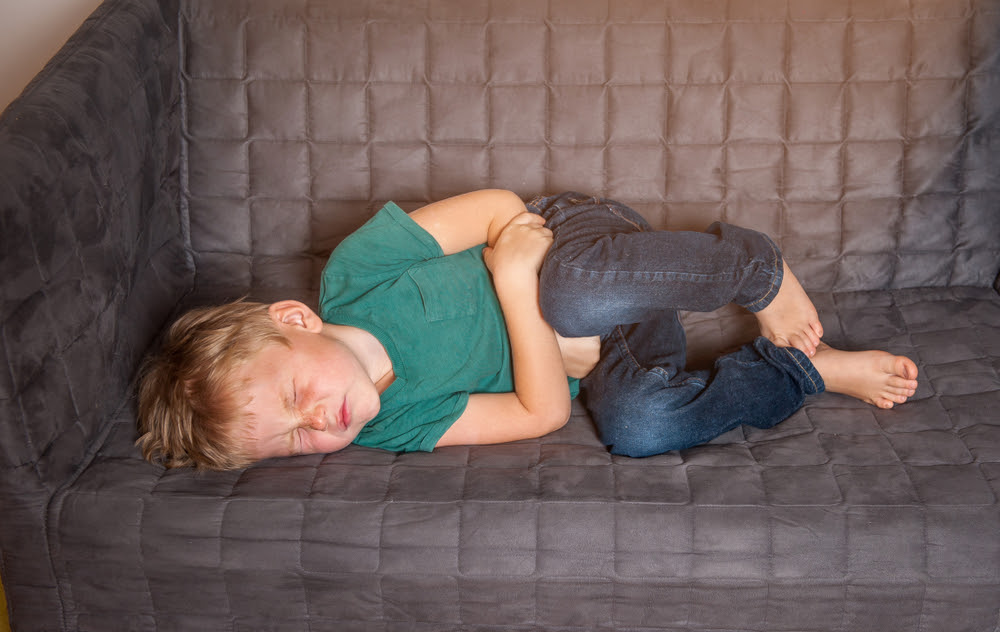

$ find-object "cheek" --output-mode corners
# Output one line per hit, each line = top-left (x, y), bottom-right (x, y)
(355, 389), (381, 425)
(309, 432), (354, 455)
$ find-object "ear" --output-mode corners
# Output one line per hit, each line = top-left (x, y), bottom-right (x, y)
(268, 300), (324, 333)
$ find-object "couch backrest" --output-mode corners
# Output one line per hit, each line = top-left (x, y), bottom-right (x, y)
(182, 0), (1000, 296)
(0, 0), (189, 492)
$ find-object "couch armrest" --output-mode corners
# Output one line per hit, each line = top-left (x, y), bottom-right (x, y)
(0, 0), (188, 626)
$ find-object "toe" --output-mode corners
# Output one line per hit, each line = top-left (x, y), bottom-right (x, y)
(886, 385), (914, 398)
(885, 391), (909, 405)
(896, 356), (919, 380)
(805, 329), (820, 350)
(887, 375), (918, 390)
(790, 334), (815, 357)
(811, 320), (825, 339)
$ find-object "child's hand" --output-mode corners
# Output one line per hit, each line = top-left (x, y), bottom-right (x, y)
(483, 212), (552, 281)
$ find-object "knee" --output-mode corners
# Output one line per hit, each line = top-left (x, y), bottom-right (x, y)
(539, 298), (574, 336)
(592, 403), (699, 458)
(603, 425), (696, 458)
(538, 261), (584, 334)
(605, 432), (668, 458)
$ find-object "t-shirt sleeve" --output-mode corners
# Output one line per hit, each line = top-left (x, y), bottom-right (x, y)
(353, 392), (469, 452)
(320, 202), (443, 311)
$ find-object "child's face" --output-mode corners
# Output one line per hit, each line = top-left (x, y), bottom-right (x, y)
(236, 326), (381, 460)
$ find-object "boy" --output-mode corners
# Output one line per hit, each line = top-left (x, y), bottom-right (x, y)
(138, 190), (919, 470)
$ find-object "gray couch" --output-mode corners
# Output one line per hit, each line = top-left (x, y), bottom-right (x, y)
(2, 0), (999, 630)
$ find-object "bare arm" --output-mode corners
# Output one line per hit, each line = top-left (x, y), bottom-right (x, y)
(436, 214), (571, 447)
(408, 189), (527, 255)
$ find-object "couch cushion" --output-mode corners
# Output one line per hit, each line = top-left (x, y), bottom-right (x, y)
(53, 287), (1000, 630)
(180, 0), (1000, 296)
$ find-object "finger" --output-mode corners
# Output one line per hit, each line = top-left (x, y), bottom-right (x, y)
(508, 212), (545, 227)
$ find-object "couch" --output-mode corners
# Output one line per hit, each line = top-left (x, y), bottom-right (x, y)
(2, 0), (999, 630)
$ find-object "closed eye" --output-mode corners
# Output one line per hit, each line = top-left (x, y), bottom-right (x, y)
(285, 380), (301, 454)
(291, 427), (307, 456)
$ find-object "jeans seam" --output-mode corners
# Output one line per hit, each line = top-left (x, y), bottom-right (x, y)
(613, 325), (643, 372)
(617, 329), (702, 387)
(607, 204), (646, 231)
(525, 195), (547, 214)
(781, 347), (821, 393)
(742, 236), (781, 312)
(546, 248), (747, 282)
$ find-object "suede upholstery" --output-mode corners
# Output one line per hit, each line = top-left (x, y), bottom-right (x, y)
(1, 0), (999, 630)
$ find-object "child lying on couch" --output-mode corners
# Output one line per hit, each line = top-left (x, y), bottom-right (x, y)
(137, 190), (919, 470)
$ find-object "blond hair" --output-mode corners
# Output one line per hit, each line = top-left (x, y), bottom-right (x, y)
(136, 300), (288, 470)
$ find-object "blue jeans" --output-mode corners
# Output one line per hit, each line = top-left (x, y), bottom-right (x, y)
(526, 192), (825, 457)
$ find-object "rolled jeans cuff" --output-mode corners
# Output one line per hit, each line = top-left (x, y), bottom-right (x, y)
(731, 226), (784, 314)
(758, 338), (826, 396)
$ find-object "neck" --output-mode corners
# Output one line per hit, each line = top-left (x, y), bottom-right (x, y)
(321, 323), (395, 393)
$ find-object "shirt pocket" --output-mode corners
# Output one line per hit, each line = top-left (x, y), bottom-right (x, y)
(407, 255), (484, 322)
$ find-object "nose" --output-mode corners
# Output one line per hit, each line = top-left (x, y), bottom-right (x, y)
(306, 409), (328, 431)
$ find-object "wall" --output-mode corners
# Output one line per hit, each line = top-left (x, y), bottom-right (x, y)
(0, 0), (103, 110)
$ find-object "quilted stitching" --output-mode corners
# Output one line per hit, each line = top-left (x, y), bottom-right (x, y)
(1, 0), (999, 630)
(0, 0), (187, 479)
(180, 0), (1000, 296)
(50, 290), (1000, 630)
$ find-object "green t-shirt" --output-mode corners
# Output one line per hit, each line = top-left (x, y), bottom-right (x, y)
(319, 202), (579, 452)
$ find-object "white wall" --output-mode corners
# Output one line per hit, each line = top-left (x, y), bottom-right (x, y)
(0, 0), (103, 110)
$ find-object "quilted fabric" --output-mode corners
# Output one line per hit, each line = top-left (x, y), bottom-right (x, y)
(1, 0), (999, 630)
(54, 288), (1000, 631)
(0, 0), (185, 481)
(0, 0), (187, 627)
(181, 0), (1000, 297)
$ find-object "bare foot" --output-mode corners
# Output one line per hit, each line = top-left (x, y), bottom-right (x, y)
(755, 261), (824, 357)
(810, 343), (919, 409)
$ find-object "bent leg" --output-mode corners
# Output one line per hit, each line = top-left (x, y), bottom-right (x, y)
(527, 192), (784, 337)
(583, 319), (823, 457)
